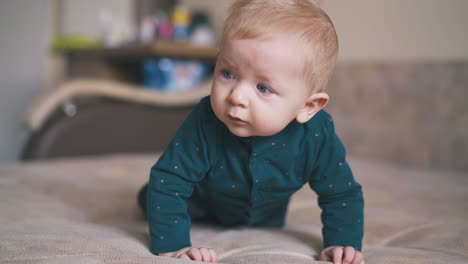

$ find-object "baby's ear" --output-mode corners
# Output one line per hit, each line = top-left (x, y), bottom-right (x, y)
(296, 93), (329, 123)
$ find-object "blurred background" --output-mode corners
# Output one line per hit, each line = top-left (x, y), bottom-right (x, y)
(0, 0), (467, 172)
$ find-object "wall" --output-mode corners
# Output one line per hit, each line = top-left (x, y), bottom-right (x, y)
(0, 1), (49, 162)
(321, 0), (468, 62)
(61, 0), (134, 38)
(186, 0), (468, 62)
(59, 0), (468, 62)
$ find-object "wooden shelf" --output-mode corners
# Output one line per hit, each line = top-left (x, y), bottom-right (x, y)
(61, 42), (219, 60)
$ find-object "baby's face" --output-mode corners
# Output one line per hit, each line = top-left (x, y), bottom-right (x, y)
(211, 34), (310, 137)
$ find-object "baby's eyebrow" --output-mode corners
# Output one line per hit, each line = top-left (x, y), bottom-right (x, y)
(256, 71), (275, 84)
(256, 72), (272, 83)
(219, 57), (236, 68)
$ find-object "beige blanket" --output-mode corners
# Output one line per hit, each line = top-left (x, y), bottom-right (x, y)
(1, 154), (467, 263)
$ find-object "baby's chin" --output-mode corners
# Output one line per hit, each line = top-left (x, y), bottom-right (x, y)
(225, 125), (255, 138)
(225, 123), (280, 138)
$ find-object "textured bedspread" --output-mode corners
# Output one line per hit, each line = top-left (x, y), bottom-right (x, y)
(0, 154), (467, 263)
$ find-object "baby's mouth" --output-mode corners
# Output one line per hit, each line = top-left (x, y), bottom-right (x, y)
(228, 114), (247, 124)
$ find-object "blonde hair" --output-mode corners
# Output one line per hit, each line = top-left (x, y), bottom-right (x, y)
(220, 0), (338, 93)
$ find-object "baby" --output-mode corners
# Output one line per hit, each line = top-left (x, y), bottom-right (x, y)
(138, 0), (364, 263)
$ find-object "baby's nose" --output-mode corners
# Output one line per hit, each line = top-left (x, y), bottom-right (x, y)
(228, 84), (249, 108)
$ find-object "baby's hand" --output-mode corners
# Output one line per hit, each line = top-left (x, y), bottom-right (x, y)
(159, 246), (218, 263)
(319, 246), (364, 264)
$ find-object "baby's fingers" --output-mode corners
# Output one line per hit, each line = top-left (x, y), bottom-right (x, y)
(209, 248), (218, 262)
(179, 254), (191, 260)
(199, 247), (214, 262)
(332, 247), (344, 264)
(183, 247), (217, 263)
(187, 248), (203, 261)
(343, 246), (355, 264)
(351, 251), (364, 264)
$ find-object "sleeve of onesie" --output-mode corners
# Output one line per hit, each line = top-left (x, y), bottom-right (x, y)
(308, 112), (364, 251)
(146, 97), (214, 254)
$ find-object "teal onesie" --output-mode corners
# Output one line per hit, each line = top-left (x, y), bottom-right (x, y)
(138, 96), (364, 254)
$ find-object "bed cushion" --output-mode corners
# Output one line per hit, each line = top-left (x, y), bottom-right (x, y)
(0, 154), (467, 263)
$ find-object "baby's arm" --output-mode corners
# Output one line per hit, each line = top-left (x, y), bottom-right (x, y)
(146, 98), (215, 255)
(159, 247), (217, 262)
(307, 113), (364, 262)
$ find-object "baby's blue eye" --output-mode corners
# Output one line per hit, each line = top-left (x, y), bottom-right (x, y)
(222, 70), (235, 79)
(256, 83), (271, 94)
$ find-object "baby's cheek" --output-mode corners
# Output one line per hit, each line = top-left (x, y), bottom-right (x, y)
(253, 116), (290, 136)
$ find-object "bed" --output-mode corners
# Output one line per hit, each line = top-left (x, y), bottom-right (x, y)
(1, 153), (467, 263)
(5, 76), (467, 263)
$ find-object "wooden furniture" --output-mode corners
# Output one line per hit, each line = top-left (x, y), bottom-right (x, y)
(22, 42), (217, 160)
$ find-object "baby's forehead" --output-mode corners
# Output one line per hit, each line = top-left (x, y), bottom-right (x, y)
(223, 31), (310, 57)
(219, 36), (309, 84)
(232, 30), (315, 57)
(225, 28), (306, 44)
(224, 32), (311, 62)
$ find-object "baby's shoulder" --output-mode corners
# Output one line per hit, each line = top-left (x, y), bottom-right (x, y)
(191, 96), (218, 123)
(196, 96), (214, 116)
(195, 96), (225, 134)
(303, 110), (335, 133)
